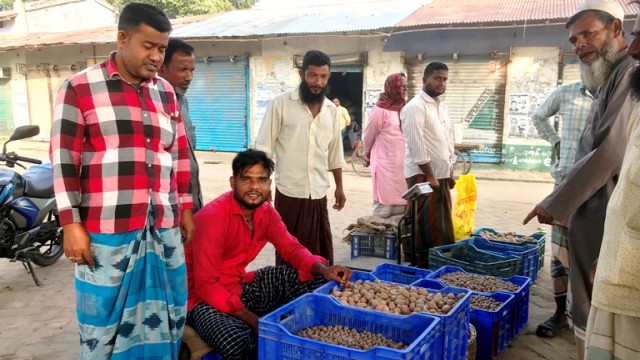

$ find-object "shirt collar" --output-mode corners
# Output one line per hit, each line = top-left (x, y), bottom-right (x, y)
(419, 90), (440, 104)
(105, 51), (155, 86)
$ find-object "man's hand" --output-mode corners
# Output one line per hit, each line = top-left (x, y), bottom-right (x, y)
(427, 175), (440, 190)
(448, 177), (456, 189)
(315, 264), (352, 286)
(231, 308), (260, 335)
(523, 204), (554, 225)
(180, 209), (196, 246)
(63, 223), (95, 268)
(333, 187), (346, 211)
(554, 142), (561, 161)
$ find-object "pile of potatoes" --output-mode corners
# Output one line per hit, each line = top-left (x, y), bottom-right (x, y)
(438, 272), (519, 293)
(477, 230), (536, 244)
(297, 325), (407, 350)
(470, 294), (504, 311)
(330, 279), (465, 315)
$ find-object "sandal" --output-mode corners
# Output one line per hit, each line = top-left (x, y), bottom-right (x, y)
(536, 314), (569, 338)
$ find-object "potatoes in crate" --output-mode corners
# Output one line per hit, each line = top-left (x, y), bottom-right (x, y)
(330, 279), (464, 315)
(297, 325), (407, 350)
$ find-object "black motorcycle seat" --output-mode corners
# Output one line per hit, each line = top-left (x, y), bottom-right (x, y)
(21, 164), (54, 198)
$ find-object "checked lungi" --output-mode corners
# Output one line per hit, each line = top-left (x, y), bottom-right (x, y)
(188, 265), (326, 360)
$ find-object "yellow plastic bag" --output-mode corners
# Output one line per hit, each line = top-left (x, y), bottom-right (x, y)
(452, 174), (478, 240)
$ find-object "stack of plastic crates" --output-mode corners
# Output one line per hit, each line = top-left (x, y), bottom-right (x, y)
(428, 243), (521, 278)
(473, 228), (547, 273)
(427, 265), (532, 339)
(457, 237), (539, 282)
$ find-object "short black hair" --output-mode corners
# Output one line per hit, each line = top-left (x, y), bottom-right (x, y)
(424, 62), (449, 78)
(118, 2), (172, 33)
(566, 9), (616, 29)
(302, 50), (331, 72)
(232, 149), (275, 177)
(164, 38), (194, 65)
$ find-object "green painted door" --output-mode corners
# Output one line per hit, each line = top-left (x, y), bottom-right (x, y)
(0, 79), (13, 138)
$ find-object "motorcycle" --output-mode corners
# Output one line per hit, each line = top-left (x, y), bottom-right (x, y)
(0, 125), (63, 285)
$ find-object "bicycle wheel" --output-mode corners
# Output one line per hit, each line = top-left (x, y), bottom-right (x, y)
(351, 155), (371, 177)
(453, 149), (467, 179)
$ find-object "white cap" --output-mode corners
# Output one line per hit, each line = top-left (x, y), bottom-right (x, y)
(574, 0), (625, 21)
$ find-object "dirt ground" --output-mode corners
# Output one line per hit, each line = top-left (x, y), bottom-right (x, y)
(0, 142), (577, 359)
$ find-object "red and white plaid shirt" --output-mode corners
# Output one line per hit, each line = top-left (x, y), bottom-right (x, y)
(50, 52), (193, 234)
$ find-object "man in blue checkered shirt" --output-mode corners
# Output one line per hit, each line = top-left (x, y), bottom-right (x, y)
(531, 81), (593, 338)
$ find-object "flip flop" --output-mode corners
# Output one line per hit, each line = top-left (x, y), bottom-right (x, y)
(536, 314), (569, 338)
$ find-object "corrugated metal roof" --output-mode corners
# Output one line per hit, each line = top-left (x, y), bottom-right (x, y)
(0, 16), (201, 50)
(397, 0), (639, 28)
(173, 0), (429, 38)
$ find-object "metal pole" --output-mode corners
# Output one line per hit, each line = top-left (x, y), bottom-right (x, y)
(411, 196), (418, 266)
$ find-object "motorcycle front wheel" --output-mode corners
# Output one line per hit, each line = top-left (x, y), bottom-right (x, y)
(30, 211), (64, 267)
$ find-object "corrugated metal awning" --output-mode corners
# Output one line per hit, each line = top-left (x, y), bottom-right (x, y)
(397, 0), (639, 28)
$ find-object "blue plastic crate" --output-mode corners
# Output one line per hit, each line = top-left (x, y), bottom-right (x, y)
(473, 228), (547, 271)
(458, 237), (539, 282)
(426, 266), (532, 339)
(258, 293), (444, 360)
(411, 279), (471, 360)
(350, 232), (397, 260)
(317, 276), (471, 360)
(313, 270), (377, 295)
(469, 291), (514, 360)
(201, 352), (221, 360)
(371, 263), (431, 285)
(429, 243), (521, 278)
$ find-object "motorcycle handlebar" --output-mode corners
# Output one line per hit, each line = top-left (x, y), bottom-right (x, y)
(1, 153), (42, 164)
(14, 155), (42, 164)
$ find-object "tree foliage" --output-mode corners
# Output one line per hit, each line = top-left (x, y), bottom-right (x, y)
(108, 0), (256, 18)
(0, 0), (11, 11)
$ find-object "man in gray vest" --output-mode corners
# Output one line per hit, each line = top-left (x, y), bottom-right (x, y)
(159, 38), (203, 211)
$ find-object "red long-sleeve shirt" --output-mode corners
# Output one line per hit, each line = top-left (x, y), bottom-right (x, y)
(186, 191), (326, 313)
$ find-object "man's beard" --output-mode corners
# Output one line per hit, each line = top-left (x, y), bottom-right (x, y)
(580, 38), (618, 90)
(233, 191), (265, 211)
(299, 80), (328, 105)
(630, 65), (640, 101)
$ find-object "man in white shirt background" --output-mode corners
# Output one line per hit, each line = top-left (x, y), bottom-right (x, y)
(400, 62), (456, 268)
(255, 50), (346, 266)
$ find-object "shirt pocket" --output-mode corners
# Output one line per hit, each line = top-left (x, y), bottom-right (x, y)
(157, 111), (177, 149)
(611, 227), (640, 290)
(314, 118), (334, 151)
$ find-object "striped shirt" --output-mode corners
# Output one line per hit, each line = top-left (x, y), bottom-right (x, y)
(50, 52), (193, 233)
(532, 82), (593, 182)
(401, 90), (456, 179)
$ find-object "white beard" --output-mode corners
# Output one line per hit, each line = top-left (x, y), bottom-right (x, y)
(580, 39), (618, 90)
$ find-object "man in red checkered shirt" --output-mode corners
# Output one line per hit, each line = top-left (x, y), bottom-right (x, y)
(49, 3), (194, 359)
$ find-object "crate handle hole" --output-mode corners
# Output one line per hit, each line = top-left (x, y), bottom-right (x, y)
(278, 311), (293, 323)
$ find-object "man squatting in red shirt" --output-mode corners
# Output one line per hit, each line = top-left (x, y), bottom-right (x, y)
(184, 149), (352, 359)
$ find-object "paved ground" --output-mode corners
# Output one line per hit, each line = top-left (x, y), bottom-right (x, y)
(0, 141), (576, 359)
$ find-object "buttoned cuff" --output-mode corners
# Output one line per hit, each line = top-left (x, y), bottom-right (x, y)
(58, 208), (81, 226)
